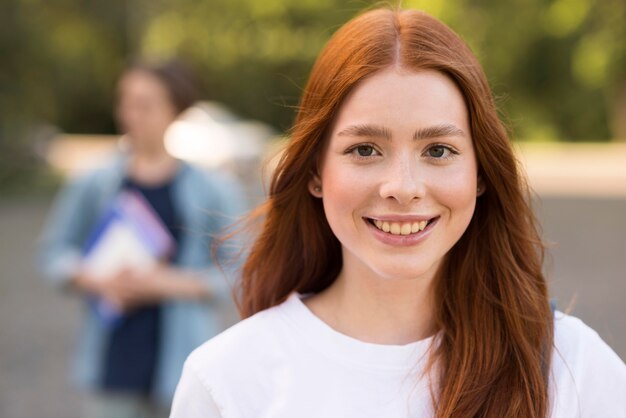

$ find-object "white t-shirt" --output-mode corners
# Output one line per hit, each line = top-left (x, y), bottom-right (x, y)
(170, 293), (626, 418)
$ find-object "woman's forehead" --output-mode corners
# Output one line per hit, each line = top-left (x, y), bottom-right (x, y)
(329, 68), (470, 139)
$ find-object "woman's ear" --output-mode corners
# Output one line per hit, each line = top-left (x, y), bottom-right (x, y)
(476, 177), (486, 197)
(308, 174), (323, 198)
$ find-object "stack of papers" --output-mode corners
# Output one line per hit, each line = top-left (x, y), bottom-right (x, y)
(81, 190), (176, 322)
(82, 190), (175, 277)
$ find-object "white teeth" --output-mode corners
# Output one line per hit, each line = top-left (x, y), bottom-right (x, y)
(371, 219), (431, 235)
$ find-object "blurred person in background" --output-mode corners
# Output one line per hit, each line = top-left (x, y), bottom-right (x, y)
(170, 8), (626, 418)
(37, 59), (245, 418)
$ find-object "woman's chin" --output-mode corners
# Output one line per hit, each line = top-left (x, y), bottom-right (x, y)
(369, 262), (440, 283)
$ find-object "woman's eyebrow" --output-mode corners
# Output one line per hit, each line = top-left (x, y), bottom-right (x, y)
(336, 123), (466, 140)
(336, 124), (392, 139)
(414, 124), (466, 140)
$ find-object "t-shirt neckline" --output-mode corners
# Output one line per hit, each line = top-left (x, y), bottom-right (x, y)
(277, 292), (436, 373)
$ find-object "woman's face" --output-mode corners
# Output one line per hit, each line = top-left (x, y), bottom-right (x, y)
(116, 70), (178, 151)
(311, 68), (480, 282)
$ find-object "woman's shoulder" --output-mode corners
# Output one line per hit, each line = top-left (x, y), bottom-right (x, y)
(172, 295), (312, 417)
(184, 299), (292, 379)
(177, 161), (238, 190)
(550, 311), (626, 417)
(552, 311), (622, 361)
(175, 162), (246, 210)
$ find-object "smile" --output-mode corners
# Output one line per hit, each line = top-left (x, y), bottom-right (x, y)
(365, 217), (439, 236)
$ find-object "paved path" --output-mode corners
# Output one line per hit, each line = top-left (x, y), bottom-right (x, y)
(537, 196), (626, 354)
(0, 194), (624, 418)
(0, 195), (82, 418)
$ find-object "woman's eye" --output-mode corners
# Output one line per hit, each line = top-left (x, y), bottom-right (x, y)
(353, 145), (377, 157)
(426, 145), (457, 159)
(428, 146), (447, 158)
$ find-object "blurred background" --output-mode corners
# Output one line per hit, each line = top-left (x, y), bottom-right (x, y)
(1, 0), (625, 417)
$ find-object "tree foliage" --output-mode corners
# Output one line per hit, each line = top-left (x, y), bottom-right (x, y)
(1, 0), (625, 168)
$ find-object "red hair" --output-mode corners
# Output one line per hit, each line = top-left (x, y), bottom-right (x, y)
(237, 8), (553, 417)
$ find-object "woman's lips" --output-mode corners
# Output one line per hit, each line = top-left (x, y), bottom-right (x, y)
(364, 216), (439, 246)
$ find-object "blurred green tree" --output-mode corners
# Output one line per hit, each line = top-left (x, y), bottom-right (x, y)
(405, 0), (626, 141)
(132, 0), (626, 141)
(1, 0), (625, 189)
(1, 0), (128, 190)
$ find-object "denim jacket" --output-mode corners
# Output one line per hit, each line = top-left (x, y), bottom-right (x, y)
(37, 156), (246, 406)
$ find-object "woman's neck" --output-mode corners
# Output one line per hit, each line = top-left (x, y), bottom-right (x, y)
(304, 266), (437, 345)
(127, 150), (180, 186)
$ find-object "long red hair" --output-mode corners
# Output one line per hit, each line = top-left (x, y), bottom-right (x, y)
(236, 8), (553, 418)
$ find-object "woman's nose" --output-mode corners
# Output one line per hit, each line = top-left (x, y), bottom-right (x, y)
(378, 156), (426, 204)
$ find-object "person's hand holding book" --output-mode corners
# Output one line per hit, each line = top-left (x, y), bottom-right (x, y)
(73, 263), (211, 313)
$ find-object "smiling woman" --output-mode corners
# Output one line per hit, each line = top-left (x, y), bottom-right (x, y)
(308, 69), (478, 289)
(170, 7), (626, 418)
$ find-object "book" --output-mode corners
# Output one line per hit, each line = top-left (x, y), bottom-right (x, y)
(81, 189), (176, 323)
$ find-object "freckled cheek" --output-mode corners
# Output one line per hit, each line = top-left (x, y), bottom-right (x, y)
(429, 169), (477, 217)
(321, 165), (375, 223)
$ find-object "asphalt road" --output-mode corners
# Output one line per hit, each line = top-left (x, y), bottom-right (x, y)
(1, 194), (624, 418)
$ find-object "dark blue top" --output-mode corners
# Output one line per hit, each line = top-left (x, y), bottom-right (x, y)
(101, 176), (181, 394)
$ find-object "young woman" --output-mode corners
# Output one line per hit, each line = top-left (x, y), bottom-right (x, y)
(170, 8), (626, 418)
(38, 60), (244, 417)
